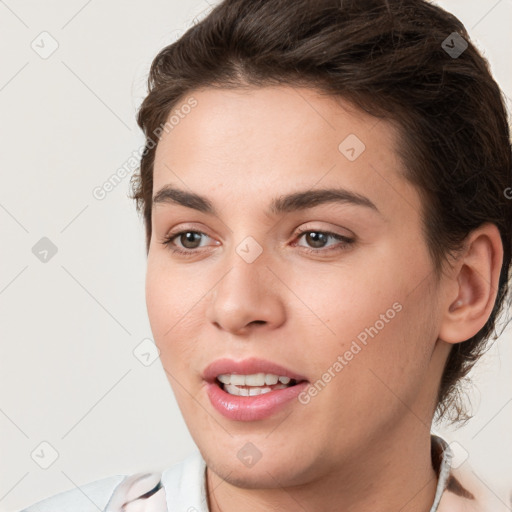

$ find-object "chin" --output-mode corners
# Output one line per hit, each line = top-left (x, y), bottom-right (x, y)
(200, 437), (322, 488)
(204, 452), (308, 489)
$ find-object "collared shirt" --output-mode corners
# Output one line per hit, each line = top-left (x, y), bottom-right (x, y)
(21, 434), (506, 511)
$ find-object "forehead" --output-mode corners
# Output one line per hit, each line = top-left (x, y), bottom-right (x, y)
(152, 85), (420, 220)
(154, 85), (393, 164)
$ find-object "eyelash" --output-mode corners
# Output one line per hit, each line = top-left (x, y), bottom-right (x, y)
(160, 227), (354, 257)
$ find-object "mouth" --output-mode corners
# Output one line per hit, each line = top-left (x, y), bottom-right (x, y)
(215, 373), (304, 396)
(202, 357), (308, 390)
(202, 357), (310, 421)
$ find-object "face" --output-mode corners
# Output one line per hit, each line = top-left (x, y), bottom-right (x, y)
(146, 85), (448, 487)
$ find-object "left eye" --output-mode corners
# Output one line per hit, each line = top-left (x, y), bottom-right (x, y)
(294, 229), (354, 252)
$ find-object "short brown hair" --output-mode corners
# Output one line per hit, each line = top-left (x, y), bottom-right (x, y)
(131, 0), (512, 423)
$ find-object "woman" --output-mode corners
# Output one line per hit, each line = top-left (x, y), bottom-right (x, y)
(22, 0), (511, 510)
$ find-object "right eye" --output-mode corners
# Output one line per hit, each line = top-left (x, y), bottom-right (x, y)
(161, 229), (219, 256)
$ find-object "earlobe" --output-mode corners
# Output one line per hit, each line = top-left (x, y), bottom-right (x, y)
(438, 223), (503, 345)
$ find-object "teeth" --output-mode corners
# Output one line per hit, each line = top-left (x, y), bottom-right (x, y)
(230, 374), (246, 386)
(264, 374), (279, 385)
(246, 373), (266, 386)
(224, 383), (288, 396)
(217, 373), (295, 386)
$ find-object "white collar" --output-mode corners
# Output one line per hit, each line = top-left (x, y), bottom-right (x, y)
(105, 435), (453, 511)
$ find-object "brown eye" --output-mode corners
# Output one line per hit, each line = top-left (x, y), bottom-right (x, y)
(303, 231), (329, 248)
(161, 229), (218, 257)
(178, 231), (203, 249)
(295, 228), (355, 254)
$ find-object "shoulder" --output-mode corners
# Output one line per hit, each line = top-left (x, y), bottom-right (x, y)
(433, 437), (510, 512)
(20, 474), (127, 512)
(19, 452), (207, 512)
(161, 450), (208, 511)
(438, 464), (511, 512)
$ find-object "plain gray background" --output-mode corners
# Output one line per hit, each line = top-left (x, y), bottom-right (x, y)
(1, 1), (511, 510)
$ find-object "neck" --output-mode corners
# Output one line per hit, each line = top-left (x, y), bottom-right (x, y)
(206, 424), (438, 512)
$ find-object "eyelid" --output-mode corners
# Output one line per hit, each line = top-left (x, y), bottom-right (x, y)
(164, 223), (217, 241)
(163, 222), (352, 244)
(164, 220), (353, 238)
(161, 223), (355, 257)
(295, 222), (355, 239)
(292, 227), (355, 252)
(160, 225), (219, 253)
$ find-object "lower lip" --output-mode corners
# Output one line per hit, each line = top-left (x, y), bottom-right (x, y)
(205, 380), (309, 421)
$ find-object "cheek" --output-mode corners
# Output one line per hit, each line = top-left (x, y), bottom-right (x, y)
(145, 257), (209, 382)
(303, 251), (435, 389)
(145, 261), (169, 339)
(145, 260), (183, 362)
(299, 261), (399, 342)
(145, 254), (196, 337)
(304, 298), (436, 447)
(333, 283), (437, 411)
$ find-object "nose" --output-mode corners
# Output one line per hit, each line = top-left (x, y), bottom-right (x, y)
(205, 248), (286, 335)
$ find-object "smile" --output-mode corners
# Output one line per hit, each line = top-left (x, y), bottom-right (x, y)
(217, 373), (297, 396)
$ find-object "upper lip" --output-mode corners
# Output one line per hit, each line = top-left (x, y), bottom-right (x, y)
(202, 357), (308, 383)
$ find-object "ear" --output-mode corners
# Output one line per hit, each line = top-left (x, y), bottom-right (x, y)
(438, 222), (504, 344)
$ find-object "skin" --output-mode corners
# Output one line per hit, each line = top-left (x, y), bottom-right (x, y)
(145, 85), (503, 512)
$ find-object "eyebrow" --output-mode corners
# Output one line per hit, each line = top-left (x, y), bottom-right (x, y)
(152, 185), (381, 216)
